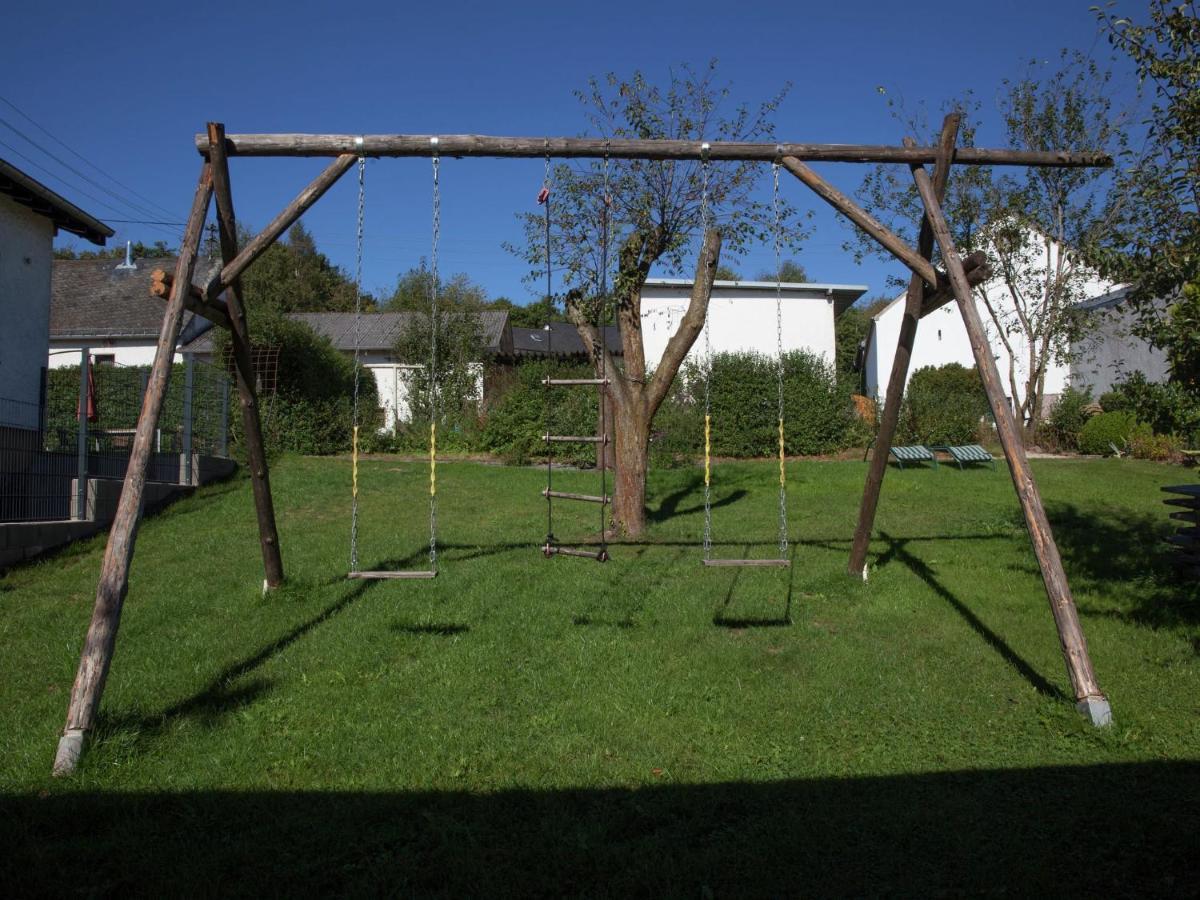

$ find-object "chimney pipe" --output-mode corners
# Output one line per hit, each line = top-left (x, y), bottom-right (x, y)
(116, 240), (136, 270)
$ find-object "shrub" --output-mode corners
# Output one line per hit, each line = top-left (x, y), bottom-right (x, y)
(217, 313), (376, 457)
(480, 360), (597, 465)
(1099, 372), (1200, 445)
(1078, 410), (1140, 456)
(899, 363), (989, 446)
(1129, 429), (1182, 461)
(684, 350), (867, 457)
(1039, 385), (1094, 452)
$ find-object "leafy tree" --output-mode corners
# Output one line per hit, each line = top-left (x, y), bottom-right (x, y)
(54, 239), (174, 260)
(485, 296), (566, 329)
(756, 259), (809, 282)
(391, 270), (487, 434)
(835, 306), (871, 386)
(853, 53), (1125, 429)
(384, 264), (487, 313)
(240, 222), (359, 317)
(714, 265), (742, 281)
(1094, 1), (1200, 392)
(508, 61), (804, 535)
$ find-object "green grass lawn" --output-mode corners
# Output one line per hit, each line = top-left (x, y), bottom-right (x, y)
(1, 455), (1197, 896)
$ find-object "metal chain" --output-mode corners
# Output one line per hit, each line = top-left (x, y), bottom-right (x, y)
(699, 146), (713, 561)
(350, 153), (366, 571)
(429, 143), (440, 570)
(542, 152), (554, 548)
(598, 150), (610, 556)
(773, 161), (789, 560)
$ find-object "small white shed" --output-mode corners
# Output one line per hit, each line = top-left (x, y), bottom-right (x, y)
(640, 278), (867, 370)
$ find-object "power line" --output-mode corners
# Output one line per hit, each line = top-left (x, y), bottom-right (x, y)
(0, 114), (176, 225)
(0, 93), (182, 221)
(0, 137), (183, 242)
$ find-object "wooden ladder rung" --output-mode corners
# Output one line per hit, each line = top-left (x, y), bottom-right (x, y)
(348, 570), (438, 580)
(543, 434), (608, 443)
(1168, 511), (1200, 522)
(542, 378), (610, 386)
(1164, 497), (1200, 509)
(702, 559), (791, 568)
(542, 543), (609, 562)
(543, 489), (610, 504)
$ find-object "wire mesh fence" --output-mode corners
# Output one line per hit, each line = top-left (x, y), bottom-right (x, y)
(0, 352), (231, 523)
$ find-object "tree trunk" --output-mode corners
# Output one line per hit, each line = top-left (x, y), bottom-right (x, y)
(611, 396), (648, 534)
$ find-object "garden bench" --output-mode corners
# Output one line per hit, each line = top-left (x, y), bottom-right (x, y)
(930, 444), (997, 470)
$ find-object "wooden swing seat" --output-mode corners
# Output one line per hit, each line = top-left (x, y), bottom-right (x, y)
(348, 570), (438, 580)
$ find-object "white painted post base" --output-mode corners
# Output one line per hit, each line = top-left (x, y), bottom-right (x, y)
(52, 729), (86, 777)
(1076, 695), (1113, 728)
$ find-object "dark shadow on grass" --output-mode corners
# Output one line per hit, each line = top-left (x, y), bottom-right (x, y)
(392, 622), (470, 636)
(712, 544), (794, 629)
(1040, 501), (1199, 630)
(646, 473), (747, 524)
(877, 530), (1067, 700)
(3, 762), (1196, 896)
(99, 578), (381, 741)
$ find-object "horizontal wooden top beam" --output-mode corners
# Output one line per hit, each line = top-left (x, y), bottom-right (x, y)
(195, 133), (1110, 168)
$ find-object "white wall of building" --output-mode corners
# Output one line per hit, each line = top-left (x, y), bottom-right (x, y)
(0, 196), (54, 427)
(640, 281), (849, 372)
(47, 340), (185, 370)
(1070, 295), (1170, 395)
(866, 237), (1115, 418)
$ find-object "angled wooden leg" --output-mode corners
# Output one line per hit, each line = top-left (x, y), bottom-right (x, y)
(207, 122), (284, 589)
(910, 160), (1110, 727)
(54, 161), (214, 776)
(848, 117), (961, 578)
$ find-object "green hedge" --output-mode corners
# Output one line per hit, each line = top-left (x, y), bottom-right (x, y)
(1079, 411), (1141, 456)
(480, 360), (599, 465)
(685, 351), (868, 457)
(899, 363), (989, 446)
(1099, 372), (1200, 448)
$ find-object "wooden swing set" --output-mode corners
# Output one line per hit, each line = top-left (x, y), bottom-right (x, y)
(51, 117), (1112, 776)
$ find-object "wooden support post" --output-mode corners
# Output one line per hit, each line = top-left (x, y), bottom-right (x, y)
(206, 122), (285, 589)
(149, 269), (231, 329)
(53, 161), (214, 776)
(909, 160), (1111, 727)
(848, 115), (961, 578)
(201, 152), (356, 302)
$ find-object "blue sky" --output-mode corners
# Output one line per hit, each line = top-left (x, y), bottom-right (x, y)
(2, 0), (1135, 305)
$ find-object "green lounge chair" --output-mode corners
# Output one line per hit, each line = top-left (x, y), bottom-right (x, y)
(888, 444), (938, 469)
(931, 444), (997, 470)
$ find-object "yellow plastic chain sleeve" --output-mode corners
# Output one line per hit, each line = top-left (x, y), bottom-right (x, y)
(351, 425), (359, 499)
(704, 414), (711, 486)
(778, 418), (786, 486)
(430, 422), (437, 496)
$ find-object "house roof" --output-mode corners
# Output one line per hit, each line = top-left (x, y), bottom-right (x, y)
(643, 278), (869, 318)
(0, 158), (113, 246)
(180, 309), (511, 356)
(51, 256), (215, 339)
(512, 323), (622, 358)
(1074, 284), (1133, 312)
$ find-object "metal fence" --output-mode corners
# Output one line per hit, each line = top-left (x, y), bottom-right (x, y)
(0, 351), (231, 523)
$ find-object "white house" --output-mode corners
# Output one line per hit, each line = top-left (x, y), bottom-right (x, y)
(1069, 286), (1170, 395)
(49, 247), (217, 370)
(1, 159), (112, 427)
(180, 310), (511, 431)
(640, 278), (868, 370)
(864, 235), (1115, 418)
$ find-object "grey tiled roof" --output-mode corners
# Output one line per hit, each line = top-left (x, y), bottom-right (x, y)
(181, 310), (511, 356)
(51, 256), (217, 338)
(512, 323), (622, 357)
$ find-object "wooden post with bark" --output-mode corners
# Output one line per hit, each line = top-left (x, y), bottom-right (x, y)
(909, 159), (1111, 726)
(848, 115), (962, 578)
(53, 162), (215, 776)
(207, 122), (284, 589)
